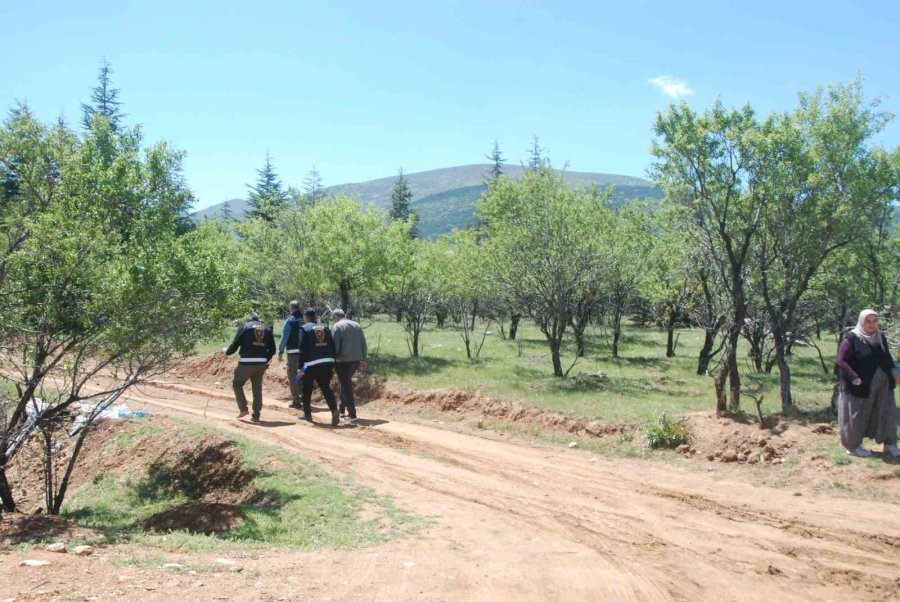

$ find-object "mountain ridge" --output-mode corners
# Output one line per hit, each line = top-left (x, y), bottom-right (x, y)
(192, 164), (662, 237)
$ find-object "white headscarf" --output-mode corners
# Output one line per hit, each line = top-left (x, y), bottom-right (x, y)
(851, 309), (883, 348)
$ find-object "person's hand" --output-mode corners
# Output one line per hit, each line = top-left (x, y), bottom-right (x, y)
(360, 360), (367, 371)
(894, 373), (900, 386)
(277, 354), (283, 363)
(221, 347), (228, 354)
(852, 378), (862, 386)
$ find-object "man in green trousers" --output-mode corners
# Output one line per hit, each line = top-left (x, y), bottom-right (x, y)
(224, 312), (276, 422)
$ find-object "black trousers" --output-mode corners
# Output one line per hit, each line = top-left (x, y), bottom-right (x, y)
(301, 363), (338, 416)
(335, 361), (360, 418)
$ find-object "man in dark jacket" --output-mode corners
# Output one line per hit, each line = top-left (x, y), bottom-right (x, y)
(224, 312), (276, 422)
(277, 300), (304, 409)
(296, 308), (340, 426)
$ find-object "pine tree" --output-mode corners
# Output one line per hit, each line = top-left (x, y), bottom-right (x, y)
(81, 61), (124, 131)
(220, 200), (233, 222)
(389, 169), (418, 238)
(527, 134), (544, 170)
(246, 153), (287, 221)
(485, 140), (505, 182)
(303, 166), (324, 205)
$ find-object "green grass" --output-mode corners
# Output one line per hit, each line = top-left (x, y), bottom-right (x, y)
(197, 316), (841, 425)
(63, 420), (419, 552)
(362, 318), (838, 424)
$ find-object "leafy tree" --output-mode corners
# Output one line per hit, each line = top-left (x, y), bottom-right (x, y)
(81, 61), (124, 131)
(441, 230), (494, 360)
(479, 168), (610, 376)
(0, 107), (234, 513)
(247, 153), (287, 221)
(753, 81), (897, 411)
(652, 101), (766, 413)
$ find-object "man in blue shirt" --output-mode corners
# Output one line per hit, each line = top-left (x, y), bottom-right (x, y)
(277, 300), (304, 409)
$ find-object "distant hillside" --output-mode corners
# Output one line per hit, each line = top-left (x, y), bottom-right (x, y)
(192, 164), (663, 236)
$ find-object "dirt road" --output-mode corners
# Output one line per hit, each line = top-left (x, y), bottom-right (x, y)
(60, 377), (889, 602)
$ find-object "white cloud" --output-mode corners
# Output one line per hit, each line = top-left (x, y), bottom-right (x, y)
(649, 76), (694, 99)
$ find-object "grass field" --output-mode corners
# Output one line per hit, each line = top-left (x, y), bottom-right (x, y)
(205, 316), (840, 425)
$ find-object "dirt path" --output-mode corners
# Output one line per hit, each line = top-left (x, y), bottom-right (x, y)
(6, 378), (899, 601)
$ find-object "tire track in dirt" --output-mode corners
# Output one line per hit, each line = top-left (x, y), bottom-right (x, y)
(101, 378), (900, 601)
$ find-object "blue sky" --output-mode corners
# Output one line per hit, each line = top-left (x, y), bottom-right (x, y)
(4, 1), (899, 210)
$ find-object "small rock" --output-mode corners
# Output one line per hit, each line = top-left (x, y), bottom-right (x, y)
(162, 563), (184, 569)
(758, 436), (768, 447)
(747, 454), (759, 464)
(403, 561), (416, 568)
(793, 492), (802, 496)
(706, 453), (716, 461)
(762, 452), (774, 462)
(676, 444), (690, 454)
(767, 565), (783, 576)
(191, 580), (204, 588)
(215, 558), (236, 565)
(737, 453), (747, 462)
(568, 441), (578, 448)
(764, 444), (776, 455)
(721, 450), (739, 463)
(46, 542), (67, 553)
(811, 423), (833, 434)
(73, 545), (94, 556)
(20, 559), (51, 567)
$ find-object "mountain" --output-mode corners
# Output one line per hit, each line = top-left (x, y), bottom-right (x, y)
(191, 164), (662, 236)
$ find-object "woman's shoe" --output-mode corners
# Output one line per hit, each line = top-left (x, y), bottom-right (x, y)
(884, 444), (900, 458)
(847, 445), (872, 457)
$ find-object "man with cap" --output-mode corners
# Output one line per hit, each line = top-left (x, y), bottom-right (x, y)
(223, 312), (276, 422)
(331, 308), (367, 423)
(276, 300), (304, 409)
(296, 308), (340, 425)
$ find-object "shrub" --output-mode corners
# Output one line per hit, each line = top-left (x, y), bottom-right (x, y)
(643, 413), (690, 449)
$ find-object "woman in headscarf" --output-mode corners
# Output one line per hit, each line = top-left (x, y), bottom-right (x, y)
(835, 309), (900, 458)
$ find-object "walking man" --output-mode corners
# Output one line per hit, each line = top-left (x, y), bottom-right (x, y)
(297, 308), (340, 426)
(224, 312), (276, 422)
(277, 300), (304, 409)
(331, 308), (367, 423)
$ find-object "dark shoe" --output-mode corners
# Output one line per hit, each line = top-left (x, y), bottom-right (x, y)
(299, 413), (313, 422)
(331, 409), (340, 426)
(251, 414), (260, 423)
(339, 410), (347, 418)
(237, 410), (249, 419)
(348, 416), (358, 424)
(289, 402), (302, 409)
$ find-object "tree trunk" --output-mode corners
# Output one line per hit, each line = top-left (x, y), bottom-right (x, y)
(509, 314), (521, 341)
(435, 309), (447, 328)
(550, 340), (563, 377)
(697, 329), (716, 375)
(411, 328), (420, 357)
(0, 464), (16, 512)
(727, 329), (742, 412)
(772, 329), (793, 412)
(714, 361), (728, 415)
(339, 282), (351, 317)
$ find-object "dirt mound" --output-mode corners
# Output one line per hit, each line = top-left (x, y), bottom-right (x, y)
(682, 412), (803, 464)
(381, 388), (627, 438)
(139, 439), (257, 505)
(173, 353), (386, 403)
(0, 513), (105, 546)
(140, 502), (246, 534)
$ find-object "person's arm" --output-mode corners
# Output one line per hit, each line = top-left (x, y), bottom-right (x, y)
(277, 319), (292, 358)
(881, 333), (900, 384)
(835, 338), (860, 384)
(332, 324), (343, 359)
(360, 328), (368, 369)
(266, 328), (276, 362)
(224, 326), (243, 355)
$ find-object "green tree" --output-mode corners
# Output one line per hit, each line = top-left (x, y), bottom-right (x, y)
(389, 169), (418, 238)
(526, 134), (545, 170)
(478, 168), (609, 376)
(247, 153), (288, 221)
(652, 101), (765, 413)
(485, 140), (505, 182)
(303, 165), (324, 205)
(0, 107), (234, 513)
(81, 61), (124, 131)
(753, 81), (897, 411)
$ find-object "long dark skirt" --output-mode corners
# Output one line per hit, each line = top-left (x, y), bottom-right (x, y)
(839, 368), (898, 450)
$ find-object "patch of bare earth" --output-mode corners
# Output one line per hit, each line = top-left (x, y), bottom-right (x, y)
(6, 355), (900, 601)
